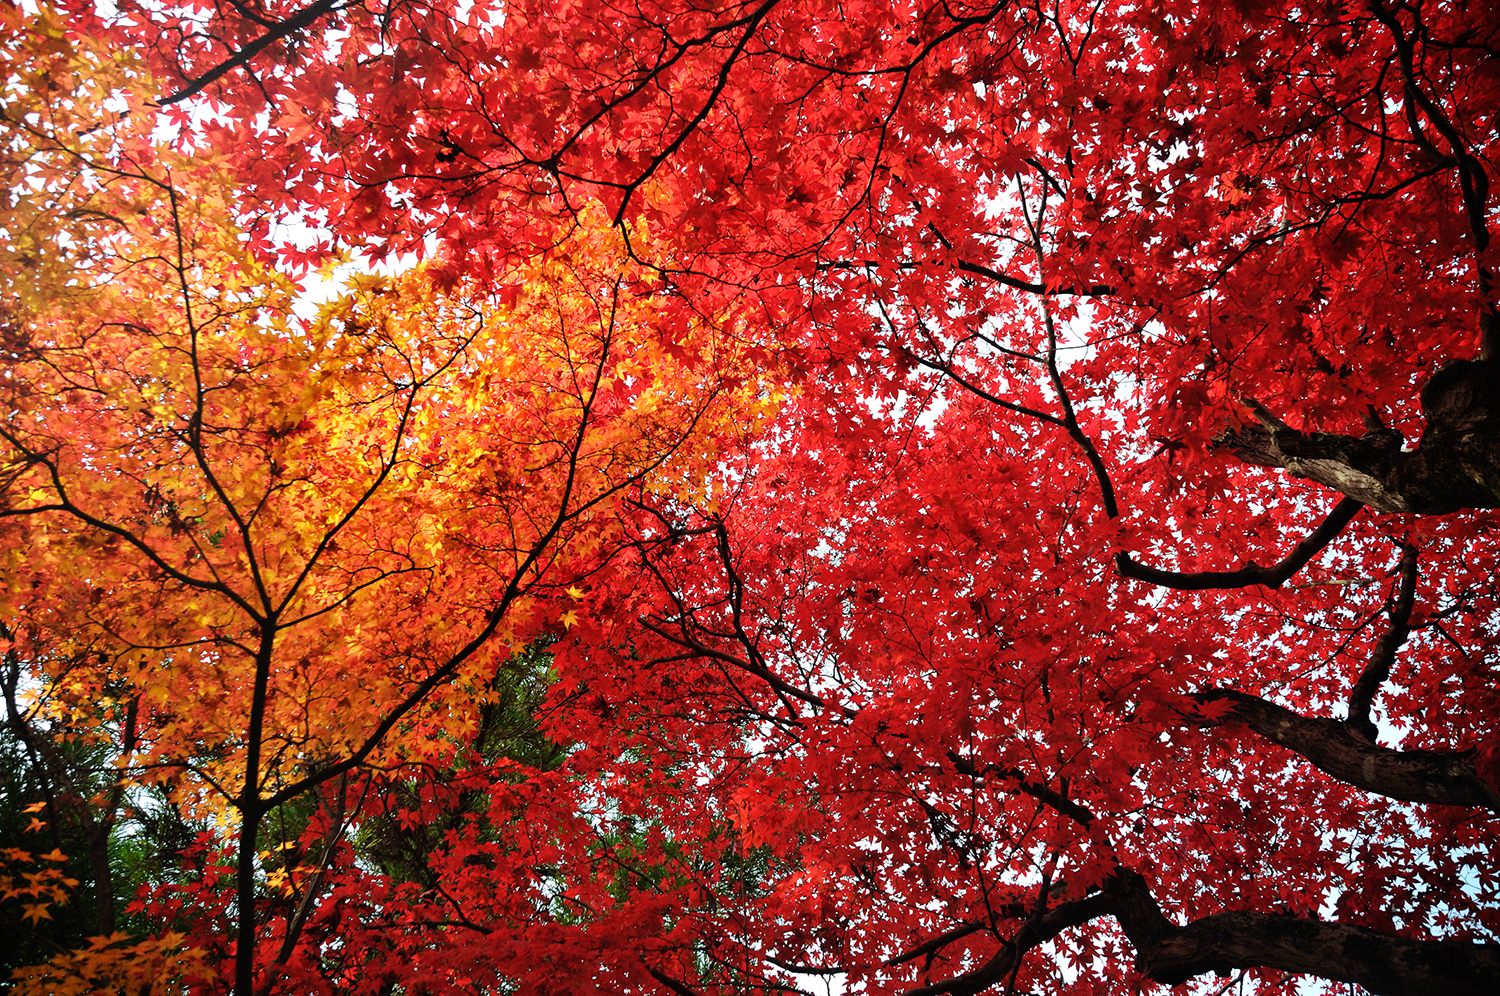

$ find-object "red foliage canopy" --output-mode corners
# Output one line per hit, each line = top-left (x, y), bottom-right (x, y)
(4, 1), (1499, 994)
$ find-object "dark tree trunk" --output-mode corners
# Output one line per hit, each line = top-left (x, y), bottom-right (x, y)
(1105, 870), (1500, 996)
(1192, 690), (1500, 812)
(1220, 359), (1500, 514)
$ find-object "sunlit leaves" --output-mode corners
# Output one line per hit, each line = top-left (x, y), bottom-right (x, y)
(8, 0), (1500, 993)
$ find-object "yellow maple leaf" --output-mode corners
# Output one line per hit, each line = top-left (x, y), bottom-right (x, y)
(560, 609), (580, 630)
(565, 585), (585, 600)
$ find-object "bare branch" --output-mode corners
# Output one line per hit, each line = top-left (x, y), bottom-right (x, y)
(1117, 497), (1364, 591)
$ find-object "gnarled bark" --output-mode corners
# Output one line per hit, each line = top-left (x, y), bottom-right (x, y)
(1106, 869), (1500, 996)
(1195, 689), (1500, 813)
(1219, 359), (1500, 515)
(886, 871), (1500, 996)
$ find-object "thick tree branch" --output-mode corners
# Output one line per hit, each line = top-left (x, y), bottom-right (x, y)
(890, 868), (1500, 996)
(1106, 869), (1500, 996)
(1194, 689), (1500, 813)
(1218, 360), (1500, 514)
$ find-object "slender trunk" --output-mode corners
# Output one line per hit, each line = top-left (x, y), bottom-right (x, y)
(91, 695), (138, 937)
(236, 627), (276, 996)
(235, 802), (264, 995)
(88, 823), (115, 936)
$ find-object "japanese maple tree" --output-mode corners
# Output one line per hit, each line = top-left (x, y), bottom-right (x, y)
(3, 10), (773, 992)
(7, 0), (1500, 994)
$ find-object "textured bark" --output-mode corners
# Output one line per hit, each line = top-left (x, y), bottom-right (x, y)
(1196, 689), (1500, 812)
(886, 871), (1500, 996)
(1106, 870), (1500, 996)
(1219, 359), (1500, 514)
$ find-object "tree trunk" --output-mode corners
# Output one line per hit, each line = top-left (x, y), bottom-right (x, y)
(1219, 359), (1500, 514)
(1106, 870), (1500, 996)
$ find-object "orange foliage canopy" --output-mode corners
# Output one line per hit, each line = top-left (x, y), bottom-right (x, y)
(3, 9), (776, 991)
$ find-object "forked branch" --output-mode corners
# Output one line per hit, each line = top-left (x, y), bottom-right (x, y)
(159, 0), (351, 105)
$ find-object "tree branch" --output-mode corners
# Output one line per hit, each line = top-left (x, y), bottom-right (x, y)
(898, 893), (1114, 996)
(158, 0), (347, 106)
(1347, 543), (1418, 742)
(871, 866), (1500, 996)
(648, 967), (709, 996)
(884, 921), (986, 967)
(1193, 689), (1500, 813)
(1370, 1), (1496, 359)
(1217, 361), (1500, 514)
(946, 752), (1098, 827)
(1106, 868), (1500, 996)
(1117, 496), (1363, 591)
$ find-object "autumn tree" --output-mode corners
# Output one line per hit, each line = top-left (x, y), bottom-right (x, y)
(2, 9), (775, 993)
(9, 0), (1500, 995)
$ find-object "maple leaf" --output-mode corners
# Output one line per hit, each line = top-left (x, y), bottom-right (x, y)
(22, 903), (54, 924)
